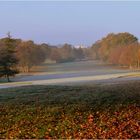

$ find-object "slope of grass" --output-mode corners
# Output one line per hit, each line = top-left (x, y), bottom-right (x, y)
(0, 81), (140, 139)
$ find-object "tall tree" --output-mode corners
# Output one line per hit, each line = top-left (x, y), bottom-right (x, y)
(98, 32), (138, 61)
(16, 41), (47, 72)
(90, 40), (101, 59)
(108, 46), (122, 65)
(0, 34), (19, 82)
(119, 44), (139, 68)
(50, 48), (62, 63)
(59, 44), (74, 62)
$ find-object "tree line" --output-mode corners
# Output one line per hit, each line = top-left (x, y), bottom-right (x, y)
(89, 32), (140, 69)
(0, 32), (140, 82)
(0, 34), (86, 81)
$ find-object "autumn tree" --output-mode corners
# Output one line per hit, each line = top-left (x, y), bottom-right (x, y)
(137, 46), (140, 68)
(16, 41), (46, 72)
(119, 44), (139, 68)
(98, 32), (138, 61)
(90, 40), (101, 60)
(72, 47), (85, 60)
(50, 48), (62, 63)
(108, 46), (122, 65)
(60, 44), (74, 62)
(39, 43), (52, 59)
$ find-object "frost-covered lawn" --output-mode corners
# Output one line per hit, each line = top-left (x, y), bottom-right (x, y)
(0, 81), (140, 139)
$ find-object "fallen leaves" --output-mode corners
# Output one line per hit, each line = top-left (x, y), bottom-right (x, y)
(0, 83), (140, 139)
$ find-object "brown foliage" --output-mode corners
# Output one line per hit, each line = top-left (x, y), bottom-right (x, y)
(16, 41), (46, 72)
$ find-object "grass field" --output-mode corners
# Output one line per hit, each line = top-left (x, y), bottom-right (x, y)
(0, 81), (140, 139)
(31, 60), (130, 73)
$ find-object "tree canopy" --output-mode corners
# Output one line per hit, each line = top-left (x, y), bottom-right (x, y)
(90, 32), (140, 68)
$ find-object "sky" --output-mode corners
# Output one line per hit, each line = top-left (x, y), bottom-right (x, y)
(0, 1), (140, 46)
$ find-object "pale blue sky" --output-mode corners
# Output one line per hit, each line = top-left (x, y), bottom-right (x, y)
(0, 1), (140, 46)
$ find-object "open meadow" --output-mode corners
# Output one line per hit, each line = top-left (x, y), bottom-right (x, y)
(1, 60), (140, 89)
(15, 60), (133, 82)
(0, 61), (140, 139)
(0, 81), (140, 139)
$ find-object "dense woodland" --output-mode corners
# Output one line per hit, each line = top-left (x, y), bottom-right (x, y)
(90, 32), (139, 68)
(0, 32), (140, 81)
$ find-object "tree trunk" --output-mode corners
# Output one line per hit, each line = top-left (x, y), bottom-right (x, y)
(27, 66), (30, 73)
(129, 64), (132, 69)
(7, 75), (10, 82)
(138, 60), (140, 69)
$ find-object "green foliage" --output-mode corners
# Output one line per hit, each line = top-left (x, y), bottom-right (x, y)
(0, 36), (19, 82)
